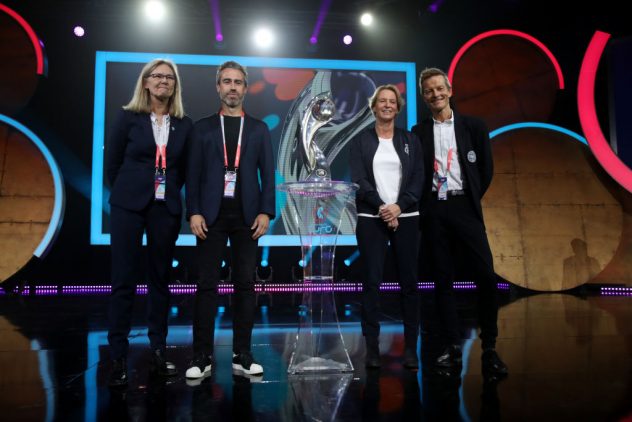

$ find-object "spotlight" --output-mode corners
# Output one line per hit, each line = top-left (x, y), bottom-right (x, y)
(310, 36), (317, 45)
(261, 259), (269, 267)
(254, 27), (274, 49)
(144, 1), (166, 23)
(172, 259), (179, 268)
(73, 26), (85, 37)
(216, 33), (223, 42)
(344, 249), (360, 266)
(360, 13), (373, 26)
(343, 35), (352, 45)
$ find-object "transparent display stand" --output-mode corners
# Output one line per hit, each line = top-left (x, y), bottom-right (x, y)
(279, 181), (358, 374)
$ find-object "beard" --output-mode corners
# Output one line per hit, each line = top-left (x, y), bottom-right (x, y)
(221, 91), (244, 108)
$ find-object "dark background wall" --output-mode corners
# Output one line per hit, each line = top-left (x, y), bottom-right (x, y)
(1, 0), (630, 285)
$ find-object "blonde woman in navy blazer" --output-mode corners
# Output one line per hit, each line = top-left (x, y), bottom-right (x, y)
(106, 58), (193, 387)
(350, 84), (424, 369)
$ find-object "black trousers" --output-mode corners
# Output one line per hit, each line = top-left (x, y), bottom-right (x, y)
(356, 216), (420, 349)
(192, 212), (258, 355)
(423, 195), (498, 349)
(108, 202), (180, 360)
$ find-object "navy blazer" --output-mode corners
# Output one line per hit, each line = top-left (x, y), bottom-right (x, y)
(106, 109), (193, 215)
(411, 112), (493, 221)
(185, 113), (276, 226)
(350, 126), (424, 215)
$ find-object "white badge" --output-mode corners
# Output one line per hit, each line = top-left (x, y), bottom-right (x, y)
(224, 170), (237, 198)
(467, 150), (477, 163)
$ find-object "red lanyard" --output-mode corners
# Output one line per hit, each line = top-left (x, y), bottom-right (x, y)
(155, 144), (167, 172)
(219, 110), (245, 170)
(433, 147), (454, 176)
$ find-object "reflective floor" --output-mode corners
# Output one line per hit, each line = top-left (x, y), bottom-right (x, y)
(1, 286), (631, 421)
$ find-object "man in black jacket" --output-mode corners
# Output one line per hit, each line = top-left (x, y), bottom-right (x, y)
(412, 67), (507, 378)
(185, 61), (275, 380)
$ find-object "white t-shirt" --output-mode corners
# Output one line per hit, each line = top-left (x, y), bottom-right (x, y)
(374, 137), (401, 205)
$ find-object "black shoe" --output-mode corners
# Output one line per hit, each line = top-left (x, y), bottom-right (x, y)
(150, 349), (178, 377)
(108, 358), (128, 387)
(482, 349), (508, 377)
(435, 345), (462, 368)
(232, 351), (264, 376)
(403, 348), (419, 370)
(186, 353), (213, 380)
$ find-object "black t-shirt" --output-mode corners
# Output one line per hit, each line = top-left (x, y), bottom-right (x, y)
(220, 115), (243, 214)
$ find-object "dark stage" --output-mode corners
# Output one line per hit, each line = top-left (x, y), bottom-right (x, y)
(2, 1), (632, 421)
(1, 285), (631, 421)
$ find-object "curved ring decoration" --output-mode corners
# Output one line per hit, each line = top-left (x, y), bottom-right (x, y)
(0, 114), (65, 258)
(490, 122), (587, 145)
(448, 29), (564, 89)
(0, 4), (46, 75)
(578, 31), (632, 194)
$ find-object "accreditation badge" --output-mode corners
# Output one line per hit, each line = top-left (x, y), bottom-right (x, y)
(224, 170), (237, 198)
(154, 173), (166, 201)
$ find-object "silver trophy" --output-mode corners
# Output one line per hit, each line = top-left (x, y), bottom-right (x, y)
(301, 93), (336, 182)
(276, 71), (376, 235)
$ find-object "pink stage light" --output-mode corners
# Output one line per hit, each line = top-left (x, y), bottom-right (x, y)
(448, 29), (564, 90)
(0, 4), (45, 75)
(578, 31), (632, 193)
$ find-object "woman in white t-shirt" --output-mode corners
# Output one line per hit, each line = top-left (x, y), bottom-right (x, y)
(350, 84), (424, 369)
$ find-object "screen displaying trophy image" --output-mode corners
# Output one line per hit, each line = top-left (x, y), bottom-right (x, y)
(276, 71), (376, 236)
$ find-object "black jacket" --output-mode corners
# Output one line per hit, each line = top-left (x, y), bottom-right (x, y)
(106, 109), (192, 216)
(185, 113), (276, 226)
(411, 112), (493, 221)
(350, 126), (424, 215)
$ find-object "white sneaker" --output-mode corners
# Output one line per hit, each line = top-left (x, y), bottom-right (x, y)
(232, 352), (263, 376)
(185, 354), (212, 379)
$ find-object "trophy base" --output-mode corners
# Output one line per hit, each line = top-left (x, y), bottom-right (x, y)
(287, 356), (353, 374)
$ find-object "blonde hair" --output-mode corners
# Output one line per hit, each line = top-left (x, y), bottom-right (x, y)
(123, 58), (185, 118)
(369, 84), (405, 114)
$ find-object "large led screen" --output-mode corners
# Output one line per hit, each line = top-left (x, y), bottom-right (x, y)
(91, 51), (416, 246)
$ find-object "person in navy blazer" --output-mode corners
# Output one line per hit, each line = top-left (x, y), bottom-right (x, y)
(185, 61), (275, 380)
(106, 58), (193, 387)
(411, 67), (507, 378)
(350, 84), (424, 369)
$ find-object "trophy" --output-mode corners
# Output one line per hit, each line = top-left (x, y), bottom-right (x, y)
(276, 71), (376, 236)
(301, 93), (336, 182)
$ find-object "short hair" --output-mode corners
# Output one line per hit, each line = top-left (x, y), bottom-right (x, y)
(368, 84), (405, 114)
(216, 60), (248, 86)
(418, 67), (451, 91)
(123, 58), (185, 118)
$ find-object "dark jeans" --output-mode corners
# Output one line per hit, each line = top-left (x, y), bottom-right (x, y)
(192, 212), (258, 355)
(423, 195), (499, 349)
(108, 202), (180, 359)
(356, 216), (420, 349)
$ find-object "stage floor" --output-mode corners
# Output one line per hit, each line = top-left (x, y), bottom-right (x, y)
(0, 286), (631, 421)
